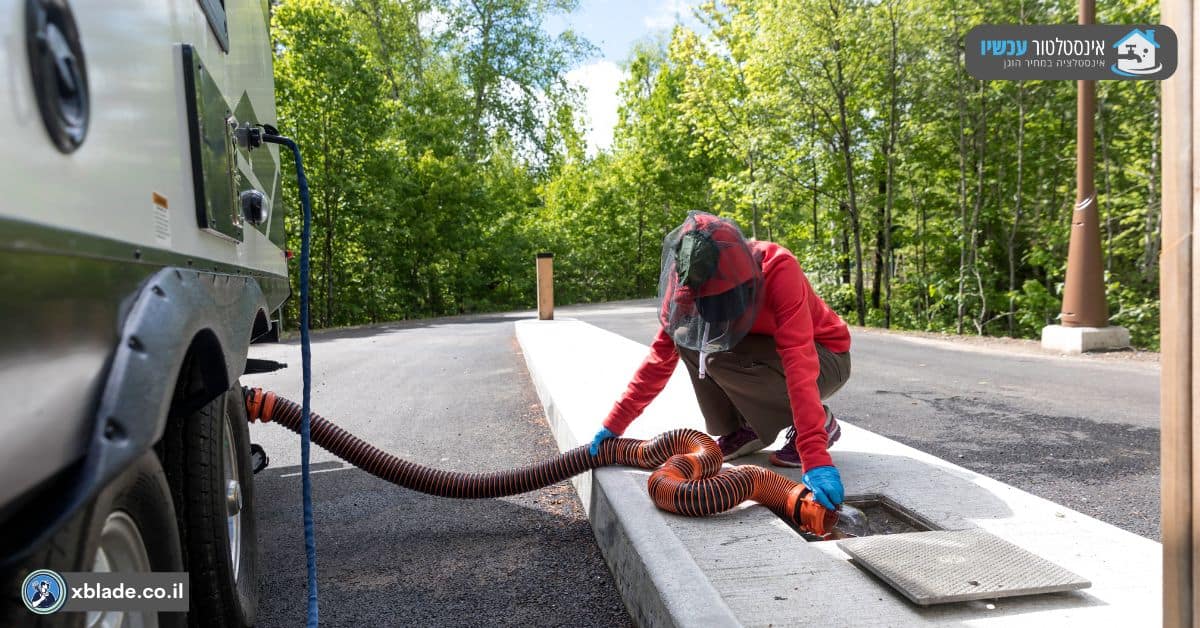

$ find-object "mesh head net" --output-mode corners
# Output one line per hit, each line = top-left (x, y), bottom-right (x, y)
(658, 211), (763, 357)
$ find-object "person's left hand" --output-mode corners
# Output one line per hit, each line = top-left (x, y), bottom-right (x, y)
(802, 465), (844, 511)
(589, 427), (617, 456)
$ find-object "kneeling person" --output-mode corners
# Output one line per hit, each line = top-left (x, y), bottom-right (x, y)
(589, 211), (851, 510)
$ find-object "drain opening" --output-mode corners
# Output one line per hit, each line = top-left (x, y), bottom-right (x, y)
(783, 493), (940, 541)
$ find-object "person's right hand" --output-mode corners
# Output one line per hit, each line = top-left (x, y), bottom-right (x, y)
(589, 427), (617, 455)
(802, 465), (844, 511)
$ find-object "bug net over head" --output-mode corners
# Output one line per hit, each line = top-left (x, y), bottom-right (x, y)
(658, 211), (763, 374)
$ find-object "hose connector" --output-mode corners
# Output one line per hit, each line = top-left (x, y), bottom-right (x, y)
(788, 484), (839, 537)
(243, 386), (276, 423)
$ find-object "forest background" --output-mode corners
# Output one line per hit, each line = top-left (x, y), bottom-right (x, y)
(272, 0), (1162, 348)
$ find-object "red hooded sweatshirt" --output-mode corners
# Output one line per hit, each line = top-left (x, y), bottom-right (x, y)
(602, 241), (850, 470)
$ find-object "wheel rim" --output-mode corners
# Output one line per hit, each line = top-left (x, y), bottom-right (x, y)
(87, 511), (158, 628)
(223, 410), (243, 582)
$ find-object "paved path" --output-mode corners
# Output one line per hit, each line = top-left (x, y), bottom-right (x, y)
(559, 300), (1161, 539)
(244, 314), (630, 627)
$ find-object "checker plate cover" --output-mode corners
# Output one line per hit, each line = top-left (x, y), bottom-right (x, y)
(837, 528), (1091, 605)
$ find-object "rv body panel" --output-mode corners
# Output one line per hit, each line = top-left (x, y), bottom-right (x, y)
(0, 0), (286, 275)
(0, 0), (288, 536)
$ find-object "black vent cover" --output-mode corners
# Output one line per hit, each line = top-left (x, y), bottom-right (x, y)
(25, 0), (89, 153)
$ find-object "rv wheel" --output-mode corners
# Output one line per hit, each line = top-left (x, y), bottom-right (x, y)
(165, 384), (259, 627)
(1, 451), (186, 628)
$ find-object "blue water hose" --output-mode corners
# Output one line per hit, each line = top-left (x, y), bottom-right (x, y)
(262, 133), (319, 627)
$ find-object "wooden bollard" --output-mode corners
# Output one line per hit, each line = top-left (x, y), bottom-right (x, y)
(536, 253), (554, 320)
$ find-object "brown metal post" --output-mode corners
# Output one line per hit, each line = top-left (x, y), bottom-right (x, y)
(1161, 0), (1194, 624)
(1060, 0), (1110, 328)
(536, 253), (554, 320)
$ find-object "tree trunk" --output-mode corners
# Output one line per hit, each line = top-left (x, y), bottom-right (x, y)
(953, 17), (969, 335)
(320, 114), (334, 328)
(365, 0), (401, 101)
(469, 1), (493, 155)
(1045, 111), (1071, 295)
(883, 1), (899, 329)
(831, 41), (865, 325)
(871, 222), (883, 310)
(1007, 80), (1025, 337)
(911, 181), (929, 326)
(636, 211), (645, 294)
(1098, 87), (1113, 274)
(969, 79), (988, 335)
(811, 151), (821, 244)
(748, 149), (760, 239)
(840, 217), (851, 285)
(871, 182), (884, 310)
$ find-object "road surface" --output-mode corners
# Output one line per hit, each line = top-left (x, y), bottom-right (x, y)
(244, 313), (630, 627)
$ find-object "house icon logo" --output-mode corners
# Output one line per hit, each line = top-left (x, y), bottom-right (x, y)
(1113, 29), (1163, 77)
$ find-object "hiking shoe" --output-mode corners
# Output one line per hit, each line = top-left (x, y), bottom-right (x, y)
(768, 427), (804, 468)
(718, 426), (765, 461)
(825, 406), (842, 447)
(769, 407), (841, 469)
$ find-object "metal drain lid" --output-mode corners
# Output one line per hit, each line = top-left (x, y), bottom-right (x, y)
(837, 528), (1091, 605)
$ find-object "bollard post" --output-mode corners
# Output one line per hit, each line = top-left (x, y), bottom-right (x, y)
(536, 253), (554, 320)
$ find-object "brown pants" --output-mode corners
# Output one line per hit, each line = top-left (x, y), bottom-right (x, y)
(677, 334), (851, 445)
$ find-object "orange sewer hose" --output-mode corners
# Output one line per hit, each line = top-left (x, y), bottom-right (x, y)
(244, 387), (838, 537)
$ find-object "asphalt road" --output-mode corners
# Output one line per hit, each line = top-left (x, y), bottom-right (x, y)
(558, 299), (1162, 540)
(243, 314), (630, 627)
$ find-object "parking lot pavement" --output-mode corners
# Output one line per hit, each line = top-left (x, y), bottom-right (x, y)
(244, 314), (631, 627)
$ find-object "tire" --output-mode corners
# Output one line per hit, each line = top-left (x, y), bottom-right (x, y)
(1, 451), (186, 628)
(164, 384), (259, 627)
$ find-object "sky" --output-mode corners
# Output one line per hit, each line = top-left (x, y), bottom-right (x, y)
(544, 0), (703, 155)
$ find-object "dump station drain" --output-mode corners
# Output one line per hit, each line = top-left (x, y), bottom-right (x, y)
(785, 494), (938, 541)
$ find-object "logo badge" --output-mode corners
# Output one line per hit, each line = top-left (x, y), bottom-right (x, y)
(22, 569), (67, 615)
(1112, 29), (1163, 77)
(966, 24), (1176, 80)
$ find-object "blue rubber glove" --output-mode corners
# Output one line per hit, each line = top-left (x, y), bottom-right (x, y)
(589, 427), (617, 456)
(802, 466), (844, 511)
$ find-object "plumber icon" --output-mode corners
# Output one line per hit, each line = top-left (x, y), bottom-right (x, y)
(1112, 29), (1162, 77)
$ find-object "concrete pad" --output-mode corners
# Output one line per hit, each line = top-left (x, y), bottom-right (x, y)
(1040, 324), (1131, 353)
(516, 318), (1161, 627)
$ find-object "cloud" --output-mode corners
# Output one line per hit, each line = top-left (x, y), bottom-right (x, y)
(643, 0), (694, 30)
(566, 61), (625, 155)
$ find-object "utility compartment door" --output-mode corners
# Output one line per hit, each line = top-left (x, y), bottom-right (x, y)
(181, 43), (242, 243)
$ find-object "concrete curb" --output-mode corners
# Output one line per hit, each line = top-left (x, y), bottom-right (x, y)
(516, 318), (1161, 627)
(517, 321), (739, 628)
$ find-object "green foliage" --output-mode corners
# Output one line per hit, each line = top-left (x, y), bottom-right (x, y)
(546, 0), (1162, 349)
(272, 0), (1163, 351)
(272, 0), (583, 325)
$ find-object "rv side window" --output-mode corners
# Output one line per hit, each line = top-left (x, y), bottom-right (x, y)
(198, 0), (230, 52)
